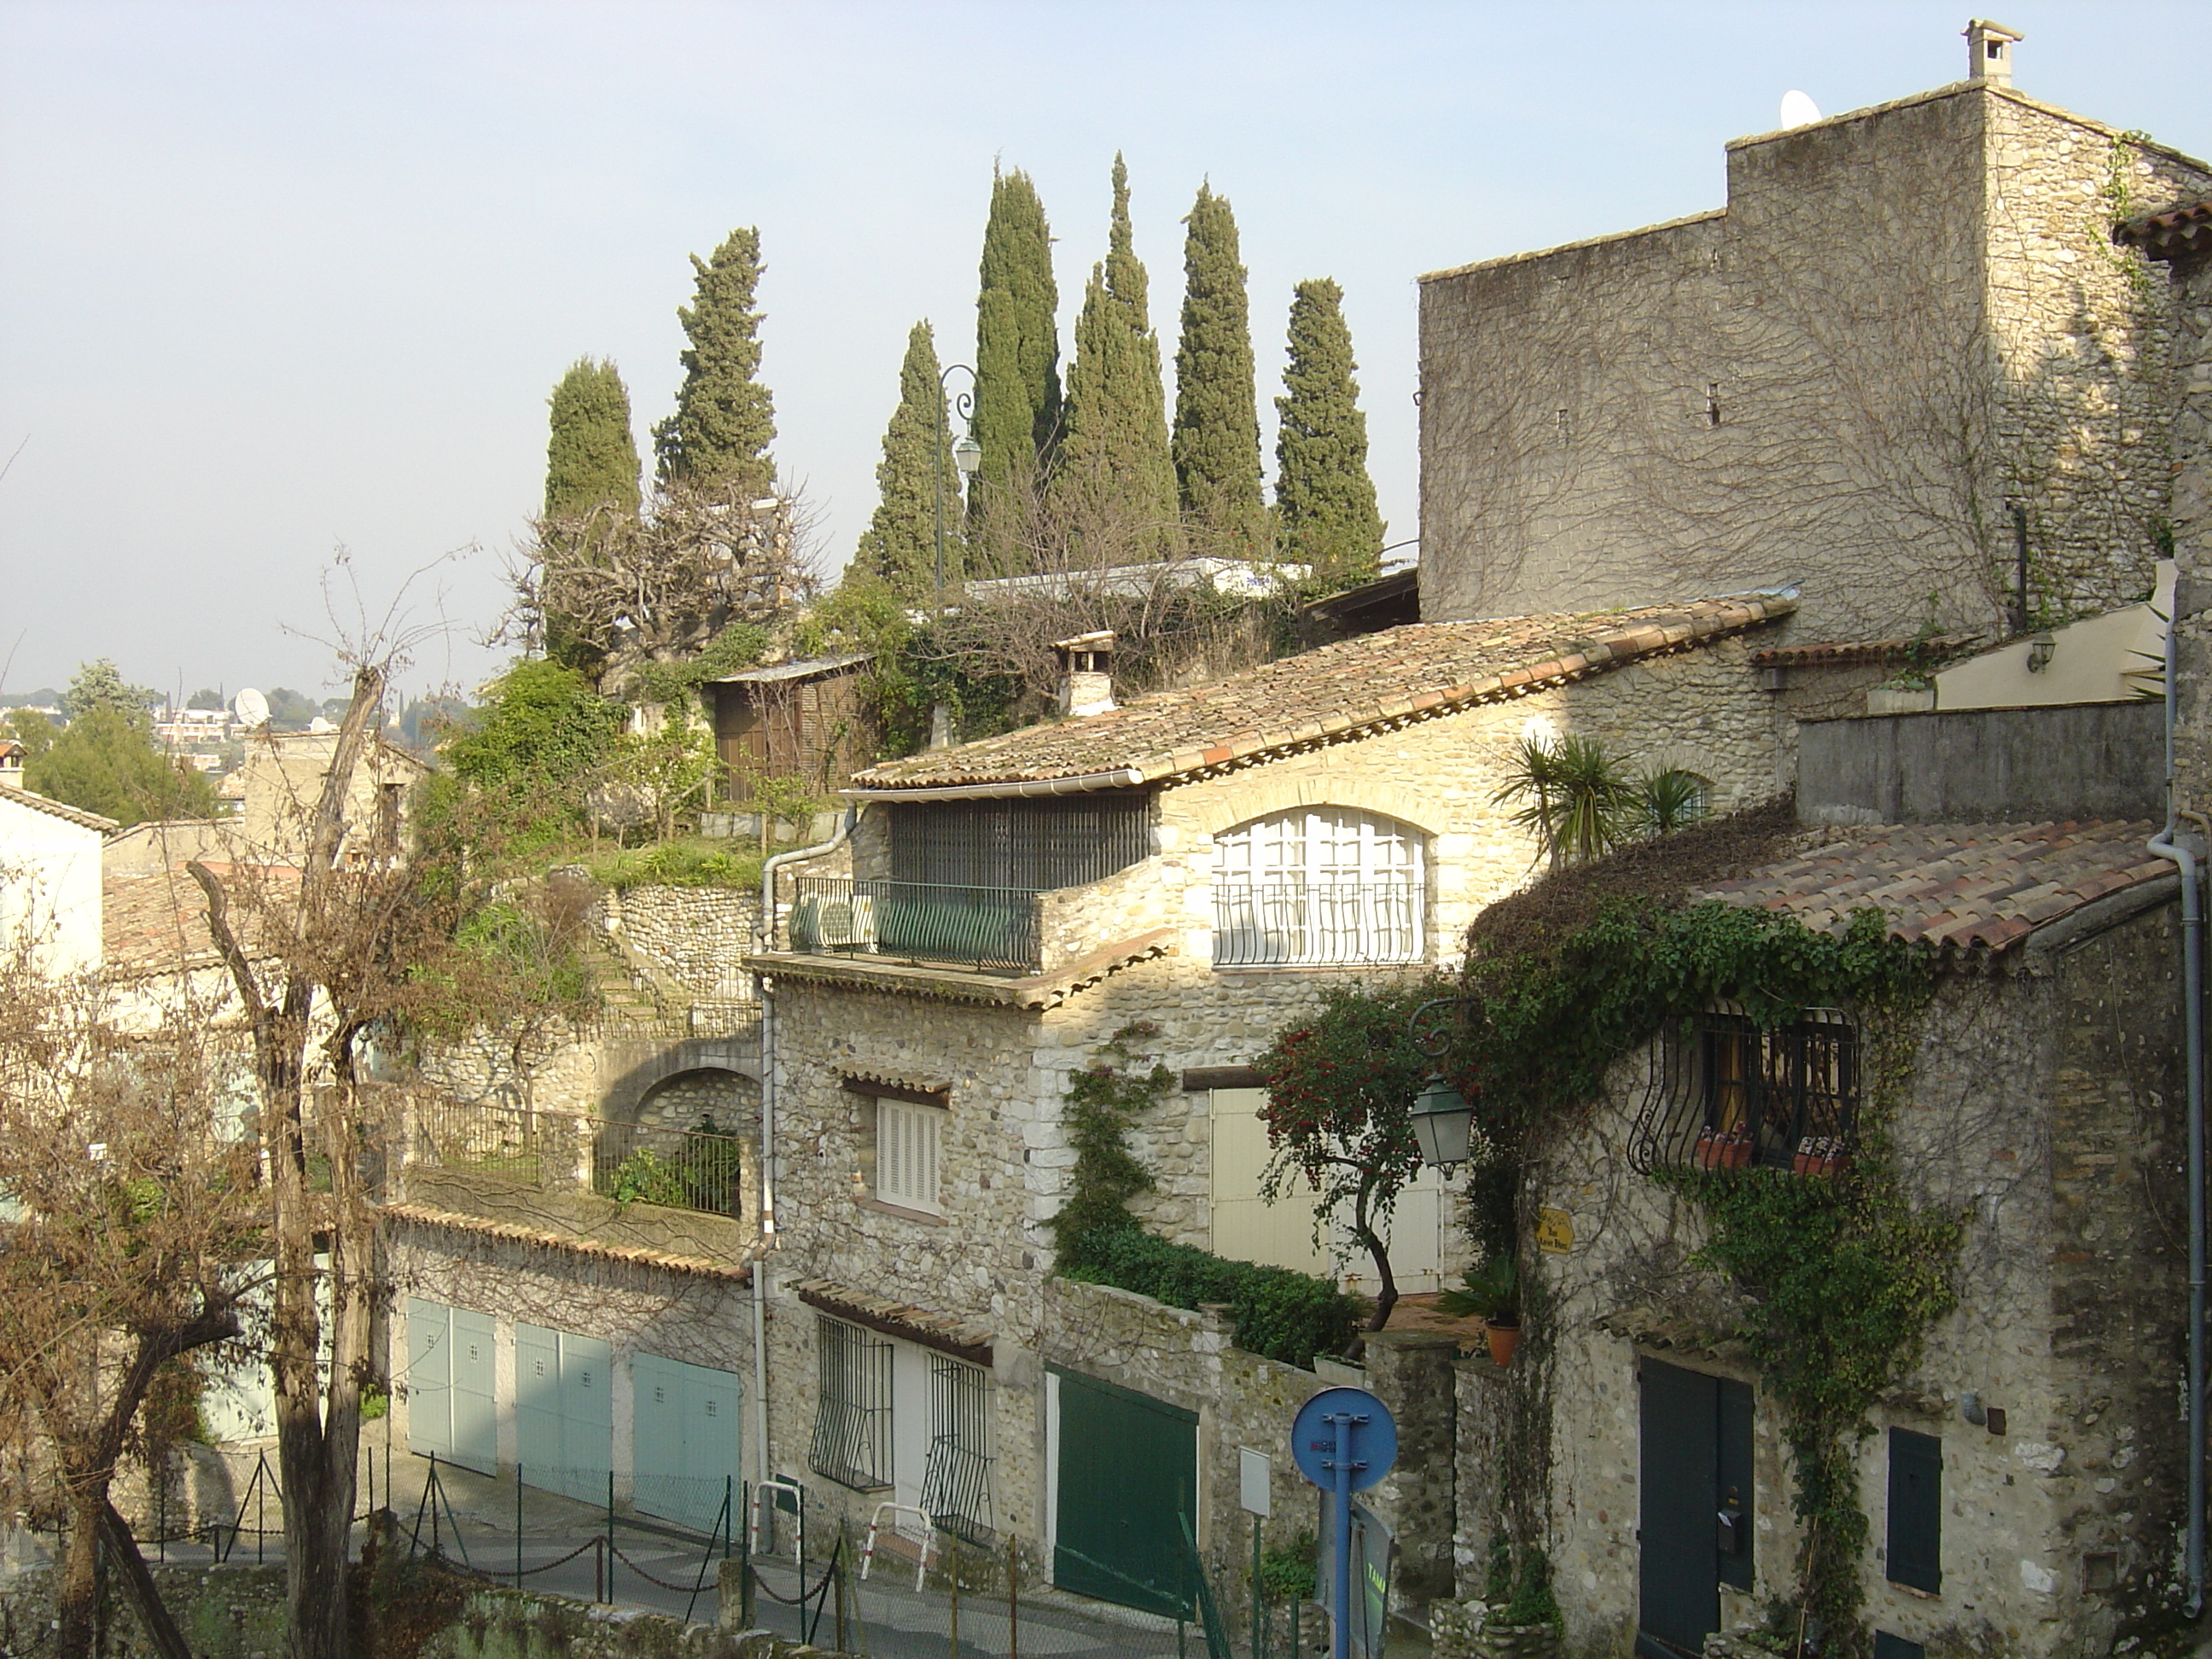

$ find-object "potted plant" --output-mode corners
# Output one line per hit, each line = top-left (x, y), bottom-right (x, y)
(1696, 1125), (1752, 1170)
(1793, 1134), (1848, 1177)
(1440, 1254), (1522, 1367)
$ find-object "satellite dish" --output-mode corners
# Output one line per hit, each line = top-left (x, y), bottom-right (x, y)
(234, 688), (271, 728)
(1778, 90), (1822, 129)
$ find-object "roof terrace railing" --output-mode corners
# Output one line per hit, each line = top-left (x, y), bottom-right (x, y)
(787, 876), (1044, 976)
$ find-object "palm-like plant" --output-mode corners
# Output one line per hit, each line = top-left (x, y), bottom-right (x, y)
(1637, 767), (1708, 836)
(1493, 734), (1636, 867)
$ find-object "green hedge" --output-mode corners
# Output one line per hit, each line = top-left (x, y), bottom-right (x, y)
(1059, 1226), (1358, 1371)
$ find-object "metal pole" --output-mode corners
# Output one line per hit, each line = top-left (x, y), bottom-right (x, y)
(428, 1455), (439, 1563)
(948, 1528), (958, 1659)
(516, 1468), (524, 1583)
(740, 1483), (754, 1629)
(608, 1470), (616, 1600)
(933, 386), (947, 602)
(258, 1458), (266, 1564)
(725, 1476), (733, 1560)
(1328, 1413), (1354, 1659)
(1252, 1513), (1263, 1659)
(835, 1526), (849, 1654)
(1007, 1532), (1018, 1659)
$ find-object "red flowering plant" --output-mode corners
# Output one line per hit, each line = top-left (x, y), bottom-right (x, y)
(1254, 975), (1464, 1333)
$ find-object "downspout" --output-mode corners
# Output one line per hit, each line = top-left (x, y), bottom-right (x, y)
(2146, 615), (2205, 1616)
(749, 806), (857, 1500)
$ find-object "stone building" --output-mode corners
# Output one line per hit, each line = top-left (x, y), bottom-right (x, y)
(1462, 807), (2186, 1659)
(1417, 25), (2211, 648)
(734, 595), (1796, 1607)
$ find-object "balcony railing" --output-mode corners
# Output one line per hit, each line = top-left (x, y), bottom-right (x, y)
(409, 1096), (748, 1220)
(1211, 880), (1425, 967)
(788, 876), (1043, 975)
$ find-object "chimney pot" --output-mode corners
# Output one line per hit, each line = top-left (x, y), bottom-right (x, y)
(1052, 631), (1117, 718)
(1965, 18), (2021, 86)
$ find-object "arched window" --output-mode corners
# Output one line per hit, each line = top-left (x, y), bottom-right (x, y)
(1211, 806), (1425, 966)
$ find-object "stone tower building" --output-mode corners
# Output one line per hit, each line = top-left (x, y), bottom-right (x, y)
(1418, 25), (2211, 645)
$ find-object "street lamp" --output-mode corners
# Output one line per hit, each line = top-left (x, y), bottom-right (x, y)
(1407, 996), (1476, 1175)
(934, 364), (980, 602)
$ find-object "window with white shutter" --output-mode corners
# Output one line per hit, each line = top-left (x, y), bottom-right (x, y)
(876, 1096), (945, 1214)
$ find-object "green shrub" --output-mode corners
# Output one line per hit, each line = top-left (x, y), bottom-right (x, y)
(585, 838), (764, 891)
(1060, 1228), (1358, 1371)
(1256, 1534), (1318, 1603)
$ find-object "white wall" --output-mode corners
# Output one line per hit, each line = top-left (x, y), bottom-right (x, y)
(0, 793), (105, 973)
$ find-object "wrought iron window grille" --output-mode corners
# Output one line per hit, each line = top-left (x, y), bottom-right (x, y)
(887, 794), (1153, 893)
(917, 1354), (994, 1545)
(809, 1316), (894, 1491)
(1211, 878), (1425, 967)
(1627, 1006), (1860, 1177)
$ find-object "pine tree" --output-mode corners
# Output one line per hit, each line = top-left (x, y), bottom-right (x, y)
(972, 168), (1061, 566)
(1274, 279), (1384, 585)
(1172, 183), (1265, 553)
(654, 227), (777, 498)
(544, 358), (641, 520)
(858, 322), (965, 597)
(1056, 155), (1178, 560)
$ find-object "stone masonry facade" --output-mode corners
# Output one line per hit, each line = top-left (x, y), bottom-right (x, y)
(1470, 898), (2186, 1658)
(1418, 79), (2210, 646)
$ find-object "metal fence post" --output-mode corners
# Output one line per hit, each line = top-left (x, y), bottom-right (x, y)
(515, 1467), (524, 1583)
(1007, 1531), (1018, 1659)
(607, 1470), (616, 1600)
(739, 1482), (754, 1629)
(948, 1528), (959, 1659)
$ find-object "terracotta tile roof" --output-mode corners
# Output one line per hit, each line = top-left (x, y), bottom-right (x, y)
(0, 782), (119, 835)
(2116, 200), (2212, 263)
(384, 1202), (754, 1284)
(102, 863), (297, 974)
(854, 594), (1794, 792)
(792, 1277), (993, 1366)
(1749, 634), (1977, 668)
(1695, 820), (2172, 953)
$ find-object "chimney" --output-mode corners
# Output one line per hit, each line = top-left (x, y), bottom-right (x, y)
(1053, 632), (1116, 718)
(1965, 19), (2020, 86)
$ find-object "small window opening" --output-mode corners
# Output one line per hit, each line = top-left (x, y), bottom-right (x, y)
(1706, 383), (1723, 427)
(1555, 408), (1570, 444)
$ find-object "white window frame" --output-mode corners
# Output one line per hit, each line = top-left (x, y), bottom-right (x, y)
(876, 1096), (945, 1214)
(1211, 806), (1426, 967)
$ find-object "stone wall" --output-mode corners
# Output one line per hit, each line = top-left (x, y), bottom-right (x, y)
(605, 884), (762, 1000)
(0, 1563), (854, 1659)
(2163, 249), (2212, 823)
(1468, 898), (2186, 1657)
(1419, 79), (2209, 645)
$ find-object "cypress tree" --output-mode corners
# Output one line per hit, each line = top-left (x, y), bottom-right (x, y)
(858, 322), (965, 597)
(654, 227), (777, 498)
(1274, 279), (1384, 585)
(544, 358), (641, 520)
(1171, 183), (1265, 553)
(1057, 155), (1177, 559)
(972, 168), (1061, 563)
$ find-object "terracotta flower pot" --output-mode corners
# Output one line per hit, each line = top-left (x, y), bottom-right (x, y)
(1486, 1320), (1522, 1368)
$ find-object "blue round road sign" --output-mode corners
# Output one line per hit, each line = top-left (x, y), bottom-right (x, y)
(1290, 1386), (1397, 1492)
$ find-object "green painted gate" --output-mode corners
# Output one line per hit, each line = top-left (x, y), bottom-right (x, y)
(516, 1323), (613, 1504)
(405, 1300), (497, 1475)
(632, 1353), (742, 1533)
(1051, 1366), (1197, 1617)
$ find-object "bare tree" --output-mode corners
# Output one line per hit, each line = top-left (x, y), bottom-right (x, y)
(509, 476), (820, 689)
(187, 635), (587, 1659)
(0, 955), (263, 1659)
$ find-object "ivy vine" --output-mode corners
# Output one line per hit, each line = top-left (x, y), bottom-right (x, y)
(1455, 893), (1960, 1652)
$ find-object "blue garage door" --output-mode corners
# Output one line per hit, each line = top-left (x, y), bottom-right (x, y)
(405, 1301), (497, 1475)
(516, 1323), (614, 1504)
(632, 1353), (742, 1533)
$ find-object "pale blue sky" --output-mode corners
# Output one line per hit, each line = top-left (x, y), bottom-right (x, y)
(2, 1), (2204, 701)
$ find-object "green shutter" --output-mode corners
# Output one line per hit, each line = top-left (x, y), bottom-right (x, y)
(1886, 1428), (1942, 1592)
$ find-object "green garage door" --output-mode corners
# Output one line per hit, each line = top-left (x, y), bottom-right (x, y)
(1051, 1367), (1197, 1618)
(405, 1301), (496, 1475)
(516, 1323), (613, 1504)
(633, 1353), (742, 1533)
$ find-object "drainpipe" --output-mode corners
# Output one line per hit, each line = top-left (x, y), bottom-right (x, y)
(748, 807), (856, 1502)
(2146, 615), (2205, 1617)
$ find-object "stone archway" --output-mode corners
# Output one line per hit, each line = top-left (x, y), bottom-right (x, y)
(597, 1037), (760, 1130)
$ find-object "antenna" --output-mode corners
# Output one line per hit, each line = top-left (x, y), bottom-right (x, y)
(234, 688), (271, 729)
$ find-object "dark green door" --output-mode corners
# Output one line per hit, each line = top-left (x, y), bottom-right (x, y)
(1052, 1367), (1197, 1617)
(1638, 1359), (1754, 1658)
